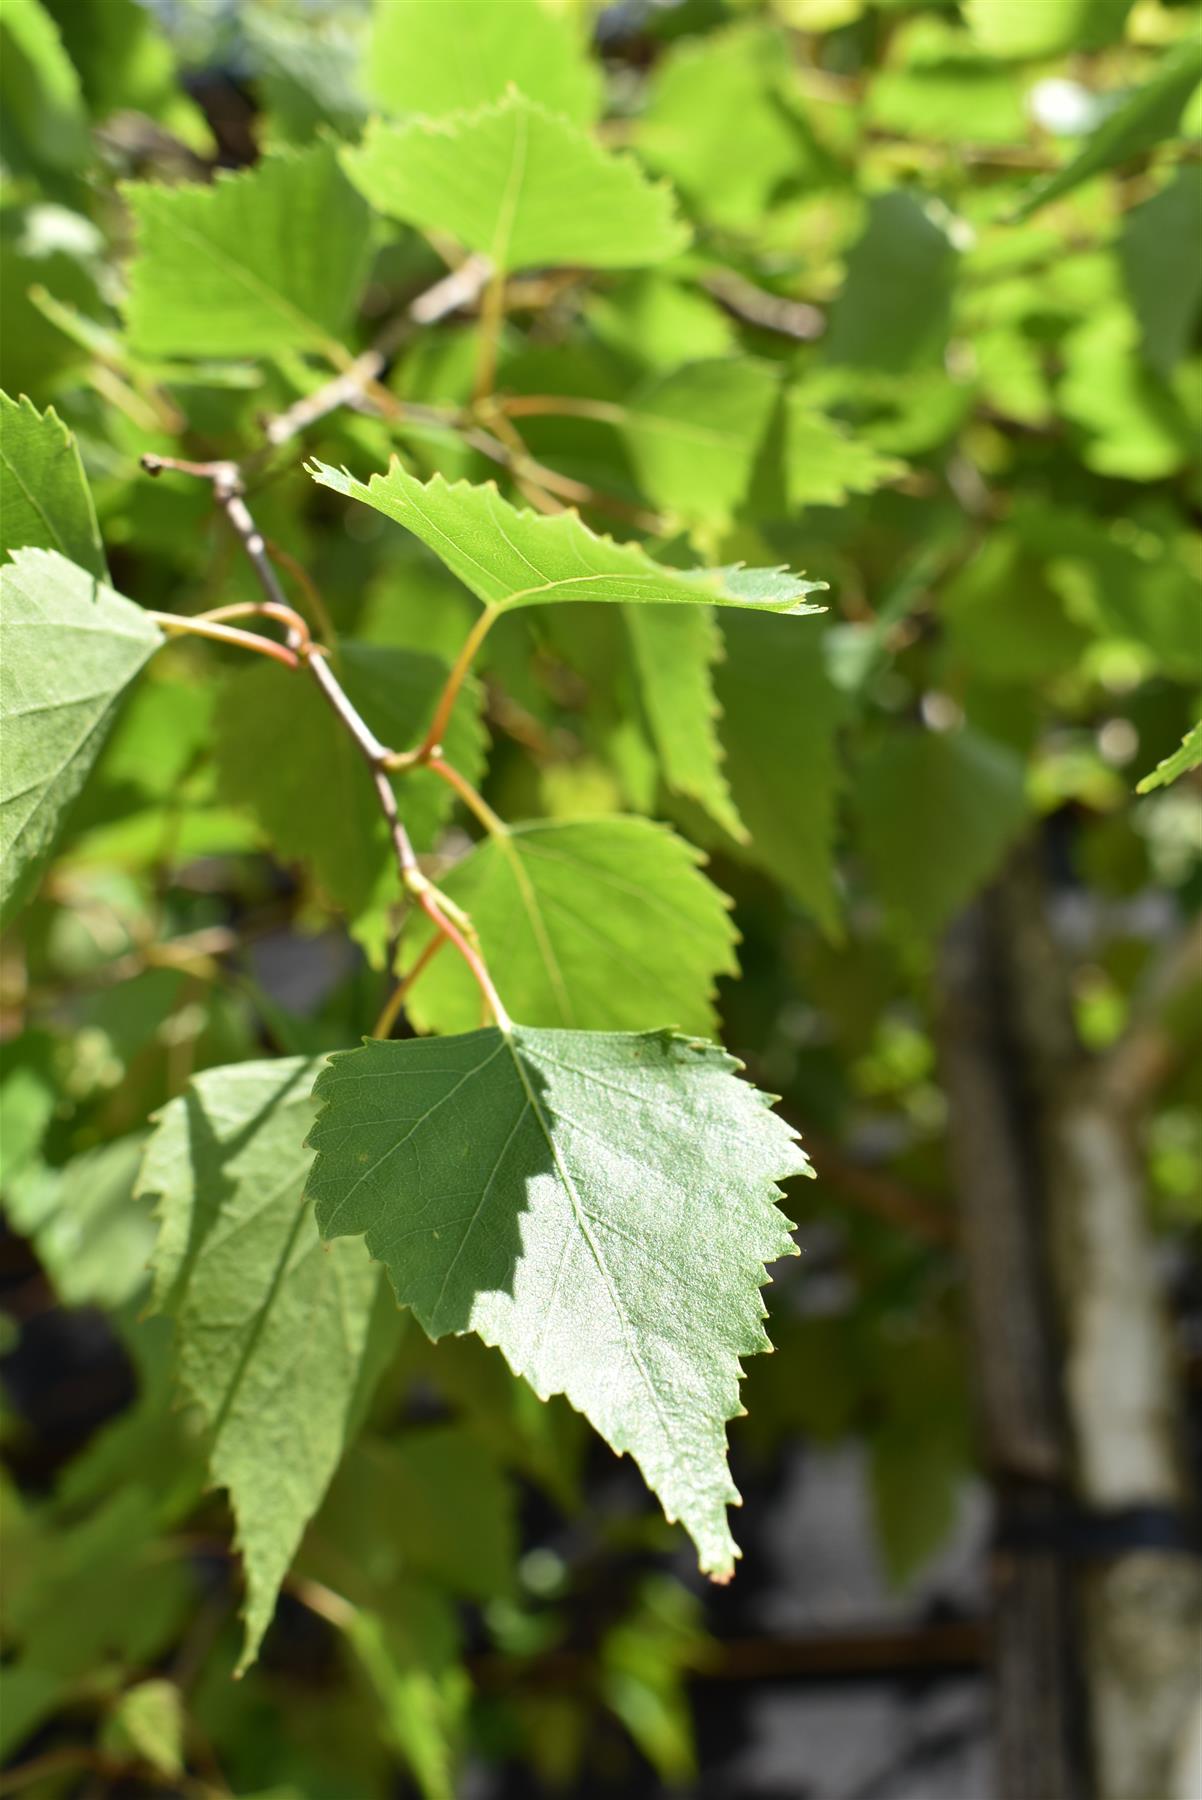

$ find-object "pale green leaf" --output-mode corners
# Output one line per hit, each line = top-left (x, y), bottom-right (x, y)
(0, 0), (90, 178)
(0, 548), (161, 921)
(965, 0), (1131, 58)
(102, 1680), (185, 1780)
(617, 360), (779, 529)
(854, 728), (1029, 938)
(138, 1058), (392, 1669)
(783, 394), (906, 506)
(4, 1136), (152, 1310)
(1120, 166), (1202, 374)
(638, 25), (830, 233)
(213, 642), (486, 918)
(0, 392), (106, 579)
(716, 613), (846, 936)
(1137, 721), (1202, 794)
(367, 0), (601, 124)
(1014, 38), (1202, 219)
(307, 1027), (807, 1577)
(123, 143), (373, 358)
(624, 605), (746, 841)
(342, 93), (688, 273)
(307, 461), (823, 615)
(404, 817), (737, 1036)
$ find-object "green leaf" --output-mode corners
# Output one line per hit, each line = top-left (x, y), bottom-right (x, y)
(403, 817), (737, 1035)
(306, 1027), (808, 1576)
(823, 191), (961, 374)
(214, 642), (486, 919)
(0, 0), (90, 179)
(0, 547), (161, 921)
(137, 1057), (393, 1669)
(367, 0), (600, 124)
(307, 461), (823, 616)
(1136, 721), (1202, 794)
(1014, 38), (1202, 219)
(716, 613), (847, 937)
(4, 1136), (153, 1309)
(624, 605), (746, 842)
(867, 21), (1026, 145)
(638, 24), (831, 233)
(854, 728), (1029, 939)
(1119, 166), (1202, 374)
(782, 393), (906, 507)
(123, 143), (373, 359)
(342, 94), (688, 274)
(965, 0), (1131, 59)
(616, 360), (780, 529)
(102, 1679), (185, 1780)
(0, 391), (106, 580)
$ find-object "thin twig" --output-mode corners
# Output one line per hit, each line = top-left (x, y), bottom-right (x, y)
(390, 607), (500, 769)
(427, 754), (508, 838)
(372, 933), (449, 1039)
(141, 455), (508, 1027)
(701, 269), (825, 342)
(263, 253), (493, 449)
(146, 609), (299, 669)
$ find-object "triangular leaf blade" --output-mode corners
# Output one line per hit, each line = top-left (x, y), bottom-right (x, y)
(306, 1026), (808, 1576)
(123, 143), (373, 358)
(404, 816), (738, 1035)
(342, 93), (689, 273)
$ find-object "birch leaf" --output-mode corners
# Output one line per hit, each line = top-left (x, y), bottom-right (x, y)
(306, 1027), (807, 1576)
(308, 460), (822, 616)
(342, 93), (688, 273)
(138, 1057), (394, 1671)
(404, 816), (738, 1036)
(0, 548), (160, 920)
(0, 392), (106, 579)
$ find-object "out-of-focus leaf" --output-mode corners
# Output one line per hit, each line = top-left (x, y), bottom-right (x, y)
(639, 25), (832, 233)
(625, 604), (746, 841)
(4, 1135), (152, 1309)
(854, 727), (1029, 939)
(1014, 37), (1202, 218)
(343, 95), (687, 273)
(123, 144), (373, 358)
(102, 1679), (185, 1779)
(716, 614), (847, 937)
(823, 192), (961, 374)
(214, 642), (486, 918)
(0, 0), (89, 179)
(965, 0), (1132, 59)
(1137, 722), (1202, 794)
(367, 0), (600, 123)
(1120, 166), (1202, 373)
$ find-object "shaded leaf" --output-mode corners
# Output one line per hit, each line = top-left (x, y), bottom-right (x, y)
(214, 642), (486, 918)
(342, 94), (688, 274)
(1119, 166), (1202, 374)
(404, 816), (738, 1035)
(824, 191), (961, 374)
(716, 613), (847, 937)
(138, 1057), (394, 1669)
(307, 1027), (808, 1576)
(625, 605), (745, 841)
(0, 548), (161, 921)
(854, 728), (1029, 939)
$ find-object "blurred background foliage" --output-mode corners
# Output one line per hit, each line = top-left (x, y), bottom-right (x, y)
(1, 0), (1200, 1795)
